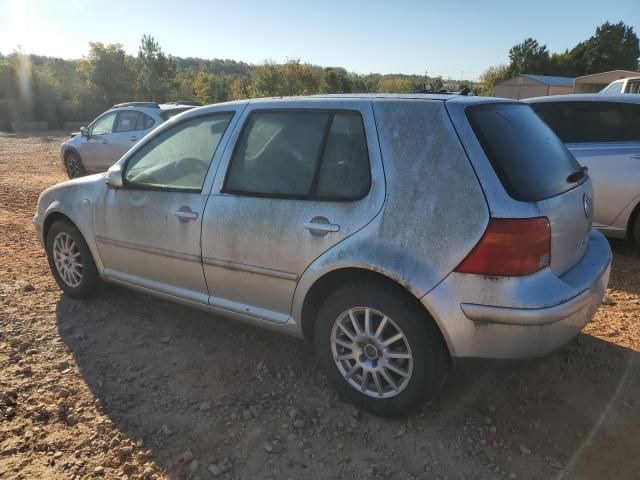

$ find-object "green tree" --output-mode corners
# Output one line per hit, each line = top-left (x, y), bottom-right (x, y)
(478, 64), (510, 96)
(136, 34), (176, 102)
(85, 42), (135, 109)
(509, 38), (550, 74)
(571, 21), (640, 74)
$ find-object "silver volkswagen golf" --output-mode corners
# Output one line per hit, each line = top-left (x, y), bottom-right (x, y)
(34, 94), (612, 415)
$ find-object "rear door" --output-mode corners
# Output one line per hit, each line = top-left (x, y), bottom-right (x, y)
(201, 99), (385, 323)
(447, 98), (593, 276)
(532, 100), (640, 227)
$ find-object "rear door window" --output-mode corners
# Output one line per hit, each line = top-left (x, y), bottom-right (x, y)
(531, 102), (640, 143)
(466, 103), (581, 202)
(114, 111), (140, 133)
(136, 113), (155, 130)
(224, 110), (370, 200)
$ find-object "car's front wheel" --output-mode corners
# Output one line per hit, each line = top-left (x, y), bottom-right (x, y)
(46, 220), (100, 299)
(314, 280), (450, 416)
(64, 152), (86, 179)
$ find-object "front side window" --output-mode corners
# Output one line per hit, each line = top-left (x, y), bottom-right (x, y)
(114, 111), (139, 133)
(124, 113), (234, 191)
(602, 81), (624, 94)
(91, 112), (117, 136)
(224, 110), (370, 200)
(532, 102), (640, 143)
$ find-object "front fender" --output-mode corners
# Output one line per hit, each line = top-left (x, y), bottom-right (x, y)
(35, 175), (105, 272)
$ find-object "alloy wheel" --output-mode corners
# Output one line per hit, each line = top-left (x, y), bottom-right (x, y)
(331, 307), (414, 398)
(52, 232), (83, 287)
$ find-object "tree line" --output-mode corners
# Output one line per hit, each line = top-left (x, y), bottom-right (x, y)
(0, 34), (469, 131)
(479, 21), (640, 96)
(1, 21), (637, 131)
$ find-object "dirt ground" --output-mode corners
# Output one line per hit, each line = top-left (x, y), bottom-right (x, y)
(0, 133), (639, 480)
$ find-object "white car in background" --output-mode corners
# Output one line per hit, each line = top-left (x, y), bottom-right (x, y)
(527, 94), (640, 249)
(600, 76), (640, 94)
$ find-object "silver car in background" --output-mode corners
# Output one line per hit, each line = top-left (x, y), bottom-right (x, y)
(60, 101), (197, 178)
(527, 94), (640, 248)
(35, 94), (611, 415)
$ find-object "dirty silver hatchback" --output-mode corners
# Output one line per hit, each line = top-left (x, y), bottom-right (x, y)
(34, 94), (612, 415)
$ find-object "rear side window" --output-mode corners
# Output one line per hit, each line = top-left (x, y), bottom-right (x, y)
(628, 81), (640, 94)
(531, 102), (640, 143)
(136, 113), (155, 130)
(224, 110), (370, 200)
(467, 103), (580, 202)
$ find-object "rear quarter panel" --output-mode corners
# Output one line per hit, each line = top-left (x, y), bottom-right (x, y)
(292, 98), (489, 322)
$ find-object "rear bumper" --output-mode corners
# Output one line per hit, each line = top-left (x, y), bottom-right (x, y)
(423, 229), (611, 359)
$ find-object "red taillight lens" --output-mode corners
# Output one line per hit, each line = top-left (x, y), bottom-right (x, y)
(455, 217), (551, 276)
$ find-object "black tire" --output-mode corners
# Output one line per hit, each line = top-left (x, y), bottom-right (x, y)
(314, 280), (450, 416)
(46, 220), (100, 299)
(631, 213), (640, 251)
(64, 151), (86, 179)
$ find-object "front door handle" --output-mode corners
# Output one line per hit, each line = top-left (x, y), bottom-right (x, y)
(631, 154), (640, 160)
(174, 209), (198, 222)
(304, 217), (340, 236)
(101, 140), (108, 144)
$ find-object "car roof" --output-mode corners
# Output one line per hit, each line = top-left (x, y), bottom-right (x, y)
(174, 93), (521, 120)
(525, 93), (640, 104)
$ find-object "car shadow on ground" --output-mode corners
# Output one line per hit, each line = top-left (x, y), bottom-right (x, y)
(55, 272), (640, 479)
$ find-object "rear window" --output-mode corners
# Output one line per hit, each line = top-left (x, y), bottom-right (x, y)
(531, 101), (640, 143)
(467, 103), (581, 202)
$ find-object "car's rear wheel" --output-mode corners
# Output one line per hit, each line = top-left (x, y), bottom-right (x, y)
(65, 152), (86, 179)
(46, 220), (100, 299)
(314, 280), (450, 416)
(632, 212), (640, 251)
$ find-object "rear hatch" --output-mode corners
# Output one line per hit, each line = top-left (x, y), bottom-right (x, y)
(449, 100), (593, 276)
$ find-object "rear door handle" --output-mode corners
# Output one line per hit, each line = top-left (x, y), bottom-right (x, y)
(631, 154), (640, 160)
(304, 217), (340, 235)
(174, 210), (198, 222)
(101, 140), (108, 144)
(130, 136), (138, 142)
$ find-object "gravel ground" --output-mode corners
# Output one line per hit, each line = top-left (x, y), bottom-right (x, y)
(1, 133), (639, 480)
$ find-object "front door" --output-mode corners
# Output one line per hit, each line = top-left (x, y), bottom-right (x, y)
(80, 111), (118, 172)
(202, 100), (385, 323)
(93, 112), (236, 303)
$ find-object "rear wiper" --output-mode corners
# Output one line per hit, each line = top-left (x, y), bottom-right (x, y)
(567, 166), (589, 183)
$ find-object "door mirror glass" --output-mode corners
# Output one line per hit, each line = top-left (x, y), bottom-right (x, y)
(105, 165), (124, 188)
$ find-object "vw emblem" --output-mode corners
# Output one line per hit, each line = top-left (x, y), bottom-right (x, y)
(583, 193), (592, 218)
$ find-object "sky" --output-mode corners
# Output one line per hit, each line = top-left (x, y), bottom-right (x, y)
(0, 0), (638, 80)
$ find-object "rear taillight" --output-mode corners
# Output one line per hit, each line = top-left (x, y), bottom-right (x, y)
(455, 217), (551, 276)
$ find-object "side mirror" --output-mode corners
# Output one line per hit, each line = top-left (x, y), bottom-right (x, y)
(80, 126), (89, 137)
(105, 165), (123, 188)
